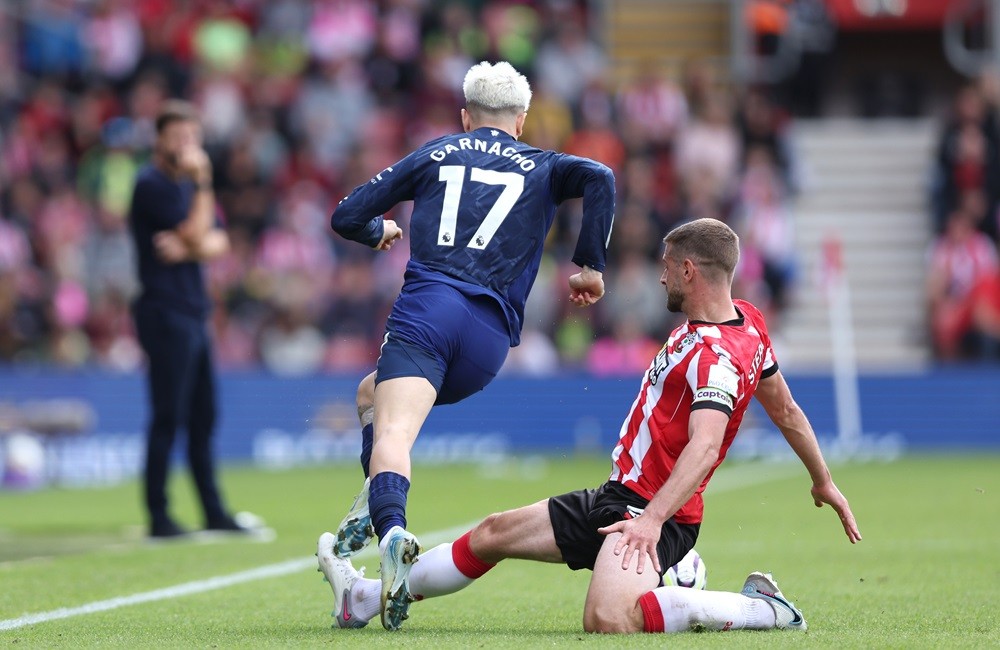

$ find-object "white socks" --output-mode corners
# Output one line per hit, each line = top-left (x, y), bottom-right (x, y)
(408, 542), (476, 599)
(641, 587), (777, 632)
(349, 542), (476, 623)
(347, 572), (382, 623)
(350, 543), (778, 635)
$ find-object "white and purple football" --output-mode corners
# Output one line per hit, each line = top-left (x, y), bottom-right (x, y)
(666, 548), (707, 589)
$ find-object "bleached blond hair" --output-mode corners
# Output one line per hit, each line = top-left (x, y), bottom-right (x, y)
(463, 61), (532, 116)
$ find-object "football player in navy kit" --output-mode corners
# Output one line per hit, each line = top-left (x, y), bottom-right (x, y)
(324, 61), (616, 629)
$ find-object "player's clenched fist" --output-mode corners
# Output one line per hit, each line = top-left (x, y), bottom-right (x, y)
(569, 266), (604, 307)
(374, 219), (403, 251)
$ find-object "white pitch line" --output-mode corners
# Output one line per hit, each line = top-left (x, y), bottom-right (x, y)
(0, 523), (474, 632)
(0, 463), (805, 633)
(703, 462), (803, 494)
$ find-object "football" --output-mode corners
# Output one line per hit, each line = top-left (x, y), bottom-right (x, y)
(666, 548), (707, 589)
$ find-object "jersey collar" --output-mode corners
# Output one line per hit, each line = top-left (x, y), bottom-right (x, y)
(471, 126), (516, 141)
(689, 305), (745, 327)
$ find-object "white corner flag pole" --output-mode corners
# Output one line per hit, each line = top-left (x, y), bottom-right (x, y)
(823, 236), (862, 447)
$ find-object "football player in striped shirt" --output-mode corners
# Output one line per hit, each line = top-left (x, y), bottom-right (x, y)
(319, 218), (860, 634)
(325, 61), (615, 630)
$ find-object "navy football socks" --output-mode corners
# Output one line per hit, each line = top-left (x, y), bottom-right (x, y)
(369, 471), (410, 539)
(359, 423), (374, 478)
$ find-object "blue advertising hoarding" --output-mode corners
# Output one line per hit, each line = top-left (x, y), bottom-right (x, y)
(0, 367), (996, 487)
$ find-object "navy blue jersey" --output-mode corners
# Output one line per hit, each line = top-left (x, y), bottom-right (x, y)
(129, 165), (209, 318)
(331, 126), (615, 345)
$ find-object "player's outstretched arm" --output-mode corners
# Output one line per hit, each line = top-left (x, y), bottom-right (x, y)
(755, 370), (862, 543)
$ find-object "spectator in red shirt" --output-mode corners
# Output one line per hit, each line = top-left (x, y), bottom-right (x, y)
(927, 208), (999, 358)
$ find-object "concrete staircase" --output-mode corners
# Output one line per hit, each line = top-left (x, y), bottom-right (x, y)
(780, 119), (936, 370)
(602, 0), (730, 83)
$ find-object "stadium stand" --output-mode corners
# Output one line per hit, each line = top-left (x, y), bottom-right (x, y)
(783, 118), (935, 369)
(0, 0), (793, 375)
(3, 0), (996, 372)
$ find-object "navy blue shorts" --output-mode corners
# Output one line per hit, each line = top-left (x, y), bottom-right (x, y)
(376, 283), (510, 405)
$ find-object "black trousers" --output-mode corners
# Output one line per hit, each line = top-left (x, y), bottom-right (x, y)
(134, 300), (226, 527)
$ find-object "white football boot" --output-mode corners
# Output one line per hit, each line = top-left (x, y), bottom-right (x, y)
(741, 572), (808, 631)
(379, 526), (421, 631)
(334, 478), (374, 557)
(317, 532), (368, 629)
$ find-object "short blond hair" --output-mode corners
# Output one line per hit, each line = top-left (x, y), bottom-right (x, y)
(664, 218), (740, 282)
(463, 61), (532, 117)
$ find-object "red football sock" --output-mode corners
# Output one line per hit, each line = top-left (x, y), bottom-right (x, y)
(639, 591), (665, 632)
(451, 530), (496, 579)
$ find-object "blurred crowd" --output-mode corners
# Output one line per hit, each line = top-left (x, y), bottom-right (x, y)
(927, 69), (1000, 361)
(0, 0), (798, 376)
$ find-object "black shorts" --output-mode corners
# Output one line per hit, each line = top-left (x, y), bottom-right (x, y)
(548, 481), (700, 577)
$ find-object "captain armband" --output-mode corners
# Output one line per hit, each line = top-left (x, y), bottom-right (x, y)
(691, 386), (734, 417)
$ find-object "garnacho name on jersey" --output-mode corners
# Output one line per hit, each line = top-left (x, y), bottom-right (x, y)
(429, 137), (536, 172)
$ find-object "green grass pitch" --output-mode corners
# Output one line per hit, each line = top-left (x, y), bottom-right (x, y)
(1, 455), (997, 648)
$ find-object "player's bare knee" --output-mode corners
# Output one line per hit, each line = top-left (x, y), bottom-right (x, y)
(583, 604), (634, 634)
(471, 512), (504, 545)
(583, 594), (645, 634)
(372, 421), (415, 444)
(468, 512), (510, 561)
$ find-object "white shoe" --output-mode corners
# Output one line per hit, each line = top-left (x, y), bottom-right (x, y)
(741, 572), (807, 632)
(379, 526), (421, 631)
(317, 532), (368, 629)
(335, 478), (374, 557)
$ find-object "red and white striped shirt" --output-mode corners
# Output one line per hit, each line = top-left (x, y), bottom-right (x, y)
(609, 299), (777, 524)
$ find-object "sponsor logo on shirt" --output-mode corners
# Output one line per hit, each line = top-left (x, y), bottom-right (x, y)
(707, 363), (738, 396)
(672, 332), (696, 354)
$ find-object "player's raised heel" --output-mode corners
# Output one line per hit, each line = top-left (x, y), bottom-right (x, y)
(317, 532), (369, 629)
(741, 572), (807, 632)
(379, 526), (421, 631)
(335, 478), (374, 557)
